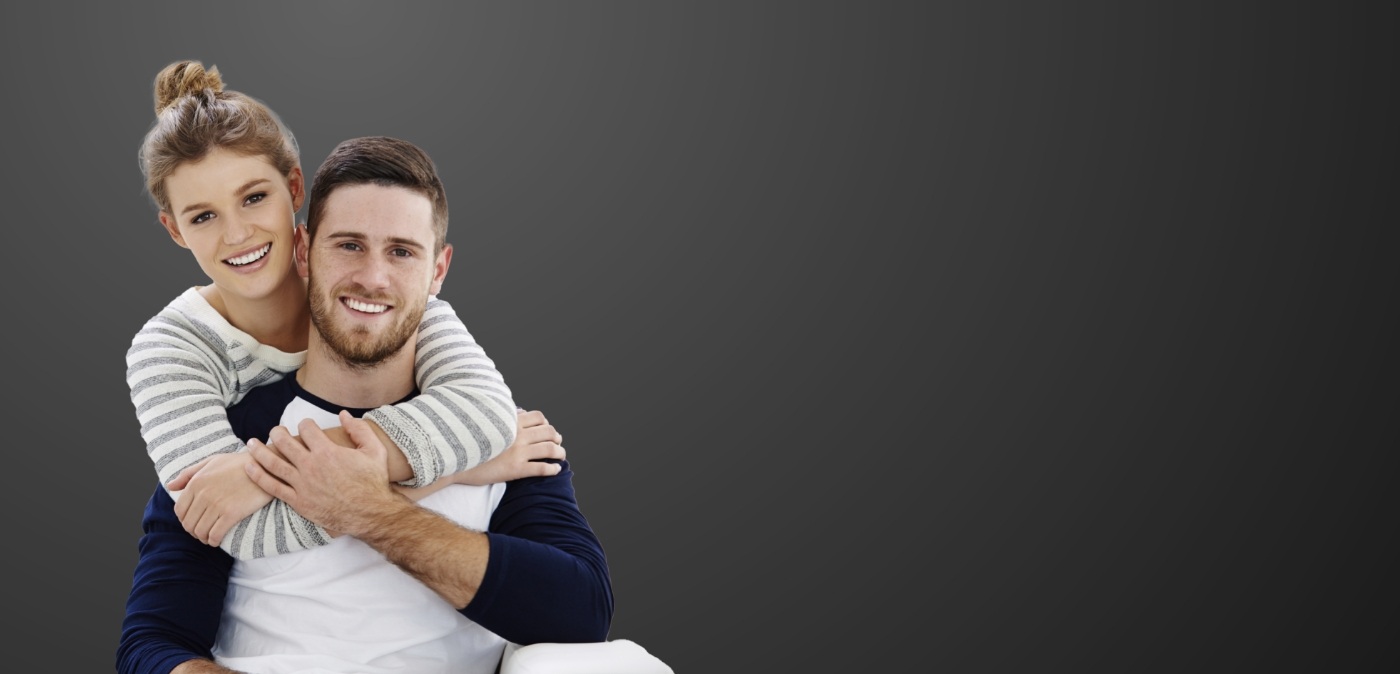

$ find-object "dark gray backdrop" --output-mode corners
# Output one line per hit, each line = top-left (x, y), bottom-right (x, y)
(1, 2), (1395, 672)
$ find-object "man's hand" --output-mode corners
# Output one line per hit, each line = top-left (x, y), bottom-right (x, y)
(168, 452), (274, 546)
(244, 412), (404, 537)
(453, 409), (566, 486)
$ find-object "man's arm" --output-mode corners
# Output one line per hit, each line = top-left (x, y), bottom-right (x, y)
(116, 487), (235, 674)
(465, 455), (614, 644)
(246, 411), (612, 643)
(171, 660), (241, 674)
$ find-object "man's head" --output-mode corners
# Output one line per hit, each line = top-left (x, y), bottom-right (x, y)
(305, 136), (450, 253)
(296, 136), (453, 368)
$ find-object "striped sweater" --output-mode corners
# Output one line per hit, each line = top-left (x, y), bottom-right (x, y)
(125, 287), (517, 560)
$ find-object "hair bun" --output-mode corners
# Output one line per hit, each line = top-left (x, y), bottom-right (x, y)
(153, 60), (225, 114)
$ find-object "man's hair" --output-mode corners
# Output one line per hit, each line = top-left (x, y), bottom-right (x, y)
(305, 136), (449, 252)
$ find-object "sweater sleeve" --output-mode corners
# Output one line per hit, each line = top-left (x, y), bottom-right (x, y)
(462, 460), (614, 644)
(116, 485), (234, 674)
(127, 293), (518, 560)
(126, 296), (330, 561)
(364, 296), (518, 488)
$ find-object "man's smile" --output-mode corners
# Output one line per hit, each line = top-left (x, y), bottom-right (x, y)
(343, 296), (392, 314)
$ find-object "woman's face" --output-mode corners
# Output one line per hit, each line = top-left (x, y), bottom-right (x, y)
(160, 147), (304, 303)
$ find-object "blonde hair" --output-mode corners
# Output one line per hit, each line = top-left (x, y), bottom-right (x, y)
(138, 60), (300, 213)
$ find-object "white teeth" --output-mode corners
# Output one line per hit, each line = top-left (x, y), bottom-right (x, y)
(226, 244), (271, 266)
(345, 298), (389, 314)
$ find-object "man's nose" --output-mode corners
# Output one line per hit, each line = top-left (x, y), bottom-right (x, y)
(353, 254), (393, 291)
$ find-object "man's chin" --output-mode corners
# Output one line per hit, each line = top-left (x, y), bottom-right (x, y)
(324, 327), (412, 366)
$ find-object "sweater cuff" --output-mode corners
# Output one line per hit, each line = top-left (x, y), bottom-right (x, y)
(364, 406), (439, 487)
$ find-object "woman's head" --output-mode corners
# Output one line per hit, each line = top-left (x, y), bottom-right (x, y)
(141, 61), (306, 305)
(139, 60), (300, 215)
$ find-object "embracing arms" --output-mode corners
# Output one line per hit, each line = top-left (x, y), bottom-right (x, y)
(126, 293), (520, 559)
(247, 410), (613, 644)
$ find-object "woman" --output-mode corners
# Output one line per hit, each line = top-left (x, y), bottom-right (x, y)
(129, 60), (556, 560)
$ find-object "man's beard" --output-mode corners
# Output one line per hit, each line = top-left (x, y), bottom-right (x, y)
(307, 270), (424, 369)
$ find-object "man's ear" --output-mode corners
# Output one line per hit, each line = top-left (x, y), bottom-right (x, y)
(288, 166), (306, 212)
(430, 243), (453, 296)
(294, 224), (311, 279)
(158, 212), (189, 249)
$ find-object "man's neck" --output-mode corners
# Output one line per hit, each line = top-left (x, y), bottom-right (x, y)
(296, 335), (417, 410)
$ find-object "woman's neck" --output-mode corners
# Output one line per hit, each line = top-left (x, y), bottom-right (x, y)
(200, 276), (310, 353)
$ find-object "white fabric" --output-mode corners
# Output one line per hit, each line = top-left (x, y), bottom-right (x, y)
(212, 404), (509, 674)
(501, 639), (675, 674)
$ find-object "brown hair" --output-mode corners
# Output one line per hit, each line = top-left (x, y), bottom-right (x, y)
(305, 136), (450, 252)
(138, 60), (300, 213)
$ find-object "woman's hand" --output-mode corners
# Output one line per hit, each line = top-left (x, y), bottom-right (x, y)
(167, 451), (274, 547)
(452, 409), (566, 486)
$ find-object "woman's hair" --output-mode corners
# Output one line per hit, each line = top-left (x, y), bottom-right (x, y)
(138, 60), (300, 213)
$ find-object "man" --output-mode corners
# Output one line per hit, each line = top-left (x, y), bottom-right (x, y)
(117, 137), (613, 674)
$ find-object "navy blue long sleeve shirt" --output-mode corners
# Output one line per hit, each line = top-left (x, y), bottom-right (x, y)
(116, 376), (612, 674)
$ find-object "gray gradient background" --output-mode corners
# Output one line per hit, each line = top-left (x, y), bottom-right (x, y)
(2, 2), (1395, 672)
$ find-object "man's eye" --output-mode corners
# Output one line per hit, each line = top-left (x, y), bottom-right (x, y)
(245, 192), (266, 206)
(339, 242), (363, 252)
(191, 211), (214, 225)
(391, 248), (413, 258)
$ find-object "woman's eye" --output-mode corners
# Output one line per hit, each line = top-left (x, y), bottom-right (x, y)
(191, 211), (214, 225)
(245, 192), (267, 206)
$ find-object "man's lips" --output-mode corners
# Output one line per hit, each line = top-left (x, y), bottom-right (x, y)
(342, 297), (392, 314)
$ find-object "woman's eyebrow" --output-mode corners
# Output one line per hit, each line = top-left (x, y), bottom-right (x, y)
(178, 178), (272, 216)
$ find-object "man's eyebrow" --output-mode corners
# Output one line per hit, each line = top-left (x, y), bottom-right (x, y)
(385, 236), (428, 251)
(178, 178), (272, 216)
(322, 232), (429, 251)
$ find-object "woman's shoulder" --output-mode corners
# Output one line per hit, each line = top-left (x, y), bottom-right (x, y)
(126, 288), (222, 369)
(135, 286), (230, 333)
(128, 286), (304, 372)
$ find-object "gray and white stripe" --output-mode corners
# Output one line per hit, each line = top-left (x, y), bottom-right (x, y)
(126, 289), (517, 560)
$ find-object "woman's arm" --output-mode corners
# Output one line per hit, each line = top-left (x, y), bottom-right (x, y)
(126, 295), (329, 560)
(363, 297), (519, 487)
(128, 293), (522, 559)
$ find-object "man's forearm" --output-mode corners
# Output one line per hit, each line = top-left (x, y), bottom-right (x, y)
(171, 658), (241, 673)
(348, 493), (490, 608)
(248, 416), (490, 606)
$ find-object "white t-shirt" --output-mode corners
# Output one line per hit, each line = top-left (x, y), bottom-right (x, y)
(212, 396), (509, 674)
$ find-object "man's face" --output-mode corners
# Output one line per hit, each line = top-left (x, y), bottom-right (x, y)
(298, 183), (451, 367)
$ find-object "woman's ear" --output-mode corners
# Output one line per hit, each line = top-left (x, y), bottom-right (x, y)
(288, 166), (306, 212)
(158, 212), (189, 248)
